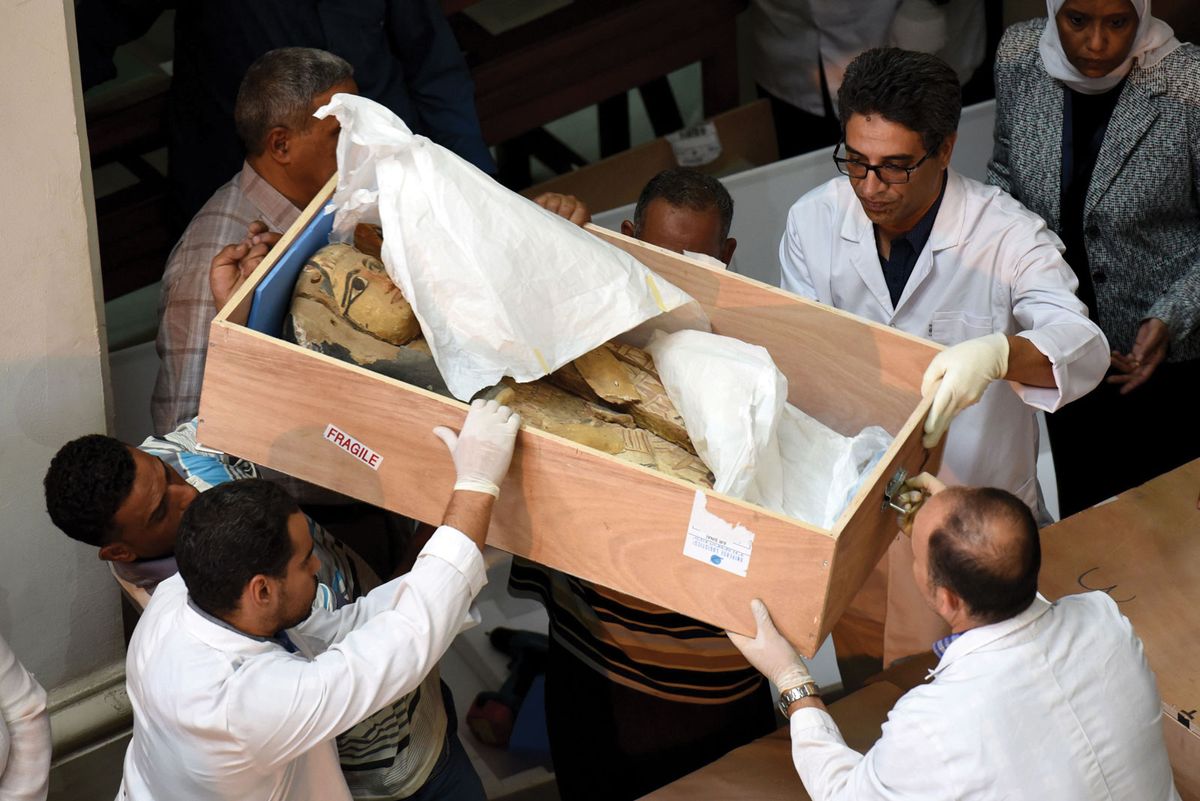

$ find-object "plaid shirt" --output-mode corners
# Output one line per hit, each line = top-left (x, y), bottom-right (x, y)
(152, 162), (300, 435)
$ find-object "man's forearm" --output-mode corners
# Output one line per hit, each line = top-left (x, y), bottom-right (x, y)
(442, 490), (495, 552)
(1004, 335), (1056, 388)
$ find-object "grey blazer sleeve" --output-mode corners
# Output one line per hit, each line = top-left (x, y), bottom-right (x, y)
(985, 27), (1019, 194)
(1147, 104), (1200, 348)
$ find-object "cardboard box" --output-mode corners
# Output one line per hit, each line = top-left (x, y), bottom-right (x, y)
(522, 100), (779, 215)
(197, 175), (943, 655)
(1038, 459), (1200, 798)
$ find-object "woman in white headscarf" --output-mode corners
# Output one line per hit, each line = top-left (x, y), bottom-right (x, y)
(987, 0), (1200, 518)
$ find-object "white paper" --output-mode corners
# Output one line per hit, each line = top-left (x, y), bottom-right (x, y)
(681, 250), (728, 270)
(683, 490), (755, 577)
(667, 122), (723, 168)
(316, 94), (703, 401)
(647, 330), (892, 529)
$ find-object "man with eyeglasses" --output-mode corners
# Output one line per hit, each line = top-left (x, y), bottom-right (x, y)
(779, 48), (1108, 665)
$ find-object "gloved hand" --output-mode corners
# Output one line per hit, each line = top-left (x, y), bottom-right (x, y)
(727, 599), (812, 692)
(433, 399), (521, 497)
(895, 471), (947, 534)
(921, 332), (1009, 448)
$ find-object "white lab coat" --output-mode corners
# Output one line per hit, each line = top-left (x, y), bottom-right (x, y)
(749, 1), (984, 115)
(789, 593), (1180, 800)
(0, 634), (50, 801)
(780, 171), (1109, 512)
(118, 526), (485, 801)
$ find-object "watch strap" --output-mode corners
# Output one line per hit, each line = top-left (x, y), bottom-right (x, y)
(778, 681), (821, 715)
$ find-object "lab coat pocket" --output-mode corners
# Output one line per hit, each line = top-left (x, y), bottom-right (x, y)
(929, 311), (993, 346)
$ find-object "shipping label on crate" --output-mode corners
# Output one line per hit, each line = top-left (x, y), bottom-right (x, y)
(323, 424), (383, 470)
(683, 490), (754, 577)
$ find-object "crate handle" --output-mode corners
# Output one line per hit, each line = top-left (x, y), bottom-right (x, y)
(881, 467), (910, 514)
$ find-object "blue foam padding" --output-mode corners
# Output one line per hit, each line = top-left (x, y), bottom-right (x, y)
(246, 203), (337, 336)
(507, 674), (550, 757)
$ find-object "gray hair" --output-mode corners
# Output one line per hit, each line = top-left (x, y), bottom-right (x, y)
(234, 48), (354, 155)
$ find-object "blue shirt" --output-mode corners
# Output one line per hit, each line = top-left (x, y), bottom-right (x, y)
(876, 174), (948, 307)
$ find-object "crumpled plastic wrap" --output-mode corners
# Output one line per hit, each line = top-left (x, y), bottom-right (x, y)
(646, 330), (892, 529)
(315, 94), (704, 401)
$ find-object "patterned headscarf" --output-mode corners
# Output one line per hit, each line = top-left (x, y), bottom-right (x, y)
(1039, 0), (1180, 94)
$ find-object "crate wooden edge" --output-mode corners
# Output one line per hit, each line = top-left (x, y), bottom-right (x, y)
(215, 173), (340, 328)
(587, 224), (944, 353)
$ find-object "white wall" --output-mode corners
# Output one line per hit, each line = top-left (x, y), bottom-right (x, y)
(0, 0), (124, 687)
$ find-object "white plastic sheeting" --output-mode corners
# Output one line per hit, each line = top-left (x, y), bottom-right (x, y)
(647, 330), (891, 529)
(317, 94), (702, 401)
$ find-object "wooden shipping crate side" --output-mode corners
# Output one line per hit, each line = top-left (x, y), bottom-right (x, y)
(487, 433), (838, 656)
(591, 225), (941, 436)
(818, 406), (944, 643)
(200, 318), (839, 654)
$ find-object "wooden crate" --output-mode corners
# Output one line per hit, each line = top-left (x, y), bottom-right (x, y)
(198, 176), (943, 655)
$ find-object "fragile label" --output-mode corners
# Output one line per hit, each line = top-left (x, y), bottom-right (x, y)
(682, 490), (754, 577)
(667, 122), (723, 168)
(323, 424), (383, 471)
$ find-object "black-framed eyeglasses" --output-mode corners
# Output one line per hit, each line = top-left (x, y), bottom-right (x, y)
(832, 141), (938, 185)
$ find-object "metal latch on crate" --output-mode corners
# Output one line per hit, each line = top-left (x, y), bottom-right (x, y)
(881, 467), (909, 514)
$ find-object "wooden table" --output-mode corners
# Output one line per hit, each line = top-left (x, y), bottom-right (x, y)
(1039, 458), (1200, 799)
(641, 682), (906, 801)
(449, 0), (746, 146)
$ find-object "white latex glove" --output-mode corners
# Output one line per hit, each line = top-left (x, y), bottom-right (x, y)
(433, 399), (521, 497)
(921, 332), (1009, 448)
(726, 599), (812, 692)
(896, 471), (947, 534)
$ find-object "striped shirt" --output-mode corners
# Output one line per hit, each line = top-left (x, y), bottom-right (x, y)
(509, 558), (765, 704)
(152, 162), (300, 435)
(122, 420), (362, 607)
(126, 419), (447, 798)
(932, 631), (964, 660)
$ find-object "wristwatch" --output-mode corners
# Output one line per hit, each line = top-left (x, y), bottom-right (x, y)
(778, 681), (821, 716)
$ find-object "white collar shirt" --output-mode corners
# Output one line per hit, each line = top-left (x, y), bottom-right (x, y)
(118, 525), (484, 801)
(788, 593), (1179, 800)
(779, 170), (1109, 513)
(0, 633), (50, 801)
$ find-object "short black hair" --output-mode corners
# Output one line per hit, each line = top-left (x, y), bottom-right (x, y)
(175, 479), (301, 617)
(837, 48), (961, 151)
(44, 435), (137, 547)
(633, 168), (734, 239)
(235, 47), (354, 155)
(926, 487), (1041, 625)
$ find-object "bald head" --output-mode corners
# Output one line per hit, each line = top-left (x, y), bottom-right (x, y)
(916, 487), (1040, 626)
